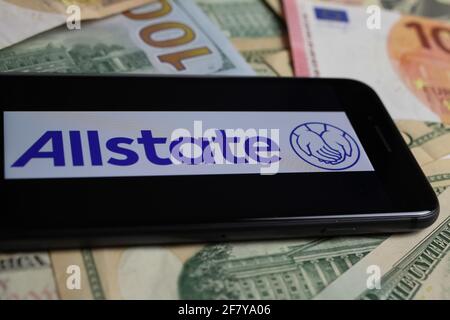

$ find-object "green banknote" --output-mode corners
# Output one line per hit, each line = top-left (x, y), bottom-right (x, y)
(194, 0), (284, 39)
(194, 0), (288, 75)
(0, 253), (57, 299)
(240, 48), (280, 76)
(53, 237), (387, 299)
(397, 121), (450, 166)
(316, 161), (450, 300)
(0, 0), (253, 75)
(178, 237), (386, 299)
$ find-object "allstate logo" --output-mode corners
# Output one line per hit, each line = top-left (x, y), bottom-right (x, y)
(290, 122), (360, 170)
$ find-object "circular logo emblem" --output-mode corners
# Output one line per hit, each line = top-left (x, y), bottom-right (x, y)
(290, 122), (360, 171)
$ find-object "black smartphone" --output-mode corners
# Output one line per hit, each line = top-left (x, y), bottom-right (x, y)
(0, 74), (439, 250)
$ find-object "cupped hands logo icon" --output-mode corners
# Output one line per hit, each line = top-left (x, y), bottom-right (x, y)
(290, 122), (360, 170)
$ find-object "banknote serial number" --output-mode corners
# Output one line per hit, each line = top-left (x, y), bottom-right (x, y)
(178, 304), (271, 317)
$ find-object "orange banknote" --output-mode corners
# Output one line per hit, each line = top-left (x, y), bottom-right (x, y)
(284, 0), (450, 123)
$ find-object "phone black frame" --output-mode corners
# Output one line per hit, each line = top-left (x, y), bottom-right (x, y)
(0, 74), (439, 251)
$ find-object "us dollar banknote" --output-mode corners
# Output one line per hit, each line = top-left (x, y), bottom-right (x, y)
(0, 0), (254, 75)
(49, 235), (388, 299)
(193, 0), (287, 75)
(263, 49), (294, 76)
(0, 0), (157, 50)
(316, 160), (450, 299)
(397, 121), (450, 165)
(0, 253), (57, 299)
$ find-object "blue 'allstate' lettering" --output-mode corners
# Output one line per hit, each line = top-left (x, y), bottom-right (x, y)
(12, 130), (281, 168)
(106, 137), (139, 166)
(137, 130), (171, 165)
(13, 131), (65, 167)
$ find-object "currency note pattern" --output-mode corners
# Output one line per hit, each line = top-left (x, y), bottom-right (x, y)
(123, 0), (212, 72)
(194, 0), (284, 38)
(0, 0), (248, 75)
(405, 122), (450, 149)
(358, 167), (450, 300)
(178, 237), (386, 299)
(0, 254), (57, 300)
(388, 16), (450, 123)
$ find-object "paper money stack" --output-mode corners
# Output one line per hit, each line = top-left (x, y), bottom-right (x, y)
(0, 0), (449, 300)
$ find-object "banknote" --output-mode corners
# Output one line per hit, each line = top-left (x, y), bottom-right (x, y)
(267, 0), (450, 21)
(268, 0), (379, 20)
(0, 0), (157, 50)
(263, 49), (294, 76)
(312, 0), (450, 22)
(284, 0), (450, 123)
(315, 160), (450, 299)
(0, 0), (254, 75)
(264, 0), (284, 17)
(266, 0), (378, 18)
(50, 245), (205, 299)
(49, 236), (389, 299)
(193, 0), (287, 75)
(0, 253), (57, 299)
(194, 0), (286, 50)
(397, 121), (450, 165)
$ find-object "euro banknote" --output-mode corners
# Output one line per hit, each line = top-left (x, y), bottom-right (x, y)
(284, 0), (450, 123)
(329, 0), (450, 22)
(0, 0), (254, 75)
(267, 0), (450, 21)
(264, 0), (284, 17)
(0, 0), (157, 50)
(194, 0), (286, 49)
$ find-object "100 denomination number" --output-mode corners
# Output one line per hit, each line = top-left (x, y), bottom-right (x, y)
(124, 0), (212, 71)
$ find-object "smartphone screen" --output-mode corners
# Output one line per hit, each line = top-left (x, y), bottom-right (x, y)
(3, 108), (391, 226)
(4, 111), (374, 179)
(0, 76), (436, 235)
